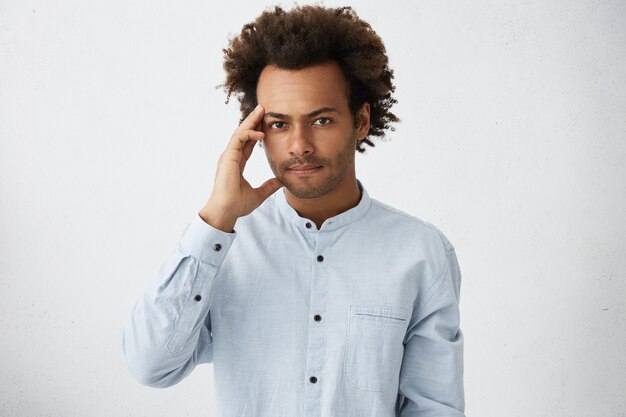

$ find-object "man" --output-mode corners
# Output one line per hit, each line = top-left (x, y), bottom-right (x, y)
(122, 5), (465, 417)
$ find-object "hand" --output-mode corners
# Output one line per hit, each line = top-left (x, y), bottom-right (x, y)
(199, 104), (283, 232)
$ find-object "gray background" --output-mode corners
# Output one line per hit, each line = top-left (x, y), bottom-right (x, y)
(1, 0), (625, 416)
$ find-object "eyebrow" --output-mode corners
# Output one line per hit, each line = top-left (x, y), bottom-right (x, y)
(264, 107), (339, 120)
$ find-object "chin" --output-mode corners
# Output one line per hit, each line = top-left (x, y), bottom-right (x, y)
(288, 188), (327, 199)
(281, 177), (340, 199)
(281, 183), (320, 199)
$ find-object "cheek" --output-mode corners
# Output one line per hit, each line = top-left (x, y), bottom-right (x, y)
(262, 140), (278, 159)
(262, 147), (281, 171)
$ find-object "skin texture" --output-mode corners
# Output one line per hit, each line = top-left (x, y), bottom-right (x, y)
(199, 60), (370, 232)
(198, 105), (282, 233)
(257, 61), (370, 228)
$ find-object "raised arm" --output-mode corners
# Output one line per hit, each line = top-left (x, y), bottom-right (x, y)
(121, 105), (282, 387)
(199, 104), (282, 232)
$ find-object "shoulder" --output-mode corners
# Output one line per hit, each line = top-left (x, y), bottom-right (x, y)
(367, 198), (461, 304)
(367, 197), (455, 261)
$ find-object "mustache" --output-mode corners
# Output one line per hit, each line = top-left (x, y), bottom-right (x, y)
(279, 157), (328, 171)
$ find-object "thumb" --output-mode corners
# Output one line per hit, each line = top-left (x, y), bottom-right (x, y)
(254, 177), (283, 203)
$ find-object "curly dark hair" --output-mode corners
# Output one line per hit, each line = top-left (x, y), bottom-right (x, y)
(221, 5), (398, 153)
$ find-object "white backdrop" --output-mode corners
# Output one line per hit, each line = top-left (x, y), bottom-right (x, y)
(1, 1), (625, 416)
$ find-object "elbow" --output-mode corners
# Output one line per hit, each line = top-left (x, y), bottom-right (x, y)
(121, 329), (183, 389)
(124, 357), (176, 388)
(130, 368), (179, 389)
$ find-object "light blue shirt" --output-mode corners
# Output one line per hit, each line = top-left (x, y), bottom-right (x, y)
(122, 180), (465, 417)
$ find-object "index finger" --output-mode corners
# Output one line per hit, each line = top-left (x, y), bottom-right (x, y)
(238, 104), (265, 131)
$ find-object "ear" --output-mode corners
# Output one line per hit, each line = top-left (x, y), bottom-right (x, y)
(356, 102), (371, 140)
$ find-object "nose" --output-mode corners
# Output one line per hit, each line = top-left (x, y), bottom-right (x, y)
(287, 124), (314, 157)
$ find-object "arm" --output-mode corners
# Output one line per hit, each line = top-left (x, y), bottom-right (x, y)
(396, 245), (465, 416)
(121, 214), (235, 388)
(122, 104), (281, 388)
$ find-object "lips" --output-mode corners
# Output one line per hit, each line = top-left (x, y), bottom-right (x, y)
(287, 164), (323, 176)
(288, 164), (322, 170)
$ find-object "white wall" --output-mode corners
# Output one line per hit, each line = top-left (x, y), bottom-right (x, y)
(1, 1), (625, 416)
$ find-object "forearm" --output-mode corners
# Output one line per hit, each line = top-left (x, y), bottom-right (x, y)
(121, 214), (235, 387)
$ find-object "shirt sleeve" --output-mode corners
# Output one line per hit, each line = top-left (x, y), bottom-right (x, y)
(396, 244), (465, 416)
(121, 213), (236, 388)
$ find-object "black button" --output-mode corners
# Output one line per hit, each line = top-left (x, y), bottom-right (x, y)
(314, 314), (322, 322)
(317, 255), (324, 262)
(309, 376), (318, 383)
(213, 243), (222, 251)
(305, 222), (312, 229)
(194, 294), (202, 302)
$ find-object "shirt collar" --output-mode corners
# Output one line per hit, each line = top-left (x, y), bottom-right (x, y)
(275, 179), (371, 232)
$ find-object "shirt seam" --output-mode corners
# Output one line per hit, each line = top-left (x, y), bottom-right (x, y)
(368, 200), (454, 319)
(166, 257), (201, 353)
(370, 199), (454, 251)
(413, 246), (452, 318)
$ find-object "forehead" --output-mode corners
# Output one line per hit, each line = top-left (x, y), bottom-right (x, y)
(256, 61), (350, 115)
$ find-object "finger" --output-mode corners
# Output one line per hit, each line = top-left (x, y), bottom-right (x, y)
(254, 118), (264, 132)
(226, 129), (264, 154)
(240, 136), (257, 174)
(238, 104), (265, 132)
(253, 177), (283, 203)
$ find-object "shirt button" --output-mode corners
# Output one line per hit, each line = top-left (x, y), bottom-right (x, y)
(305, 222), (312, 229)
(213, 243), (222, 251)
(314, 314), (322, 322)
(316, 255), (324, 262)
(309, 376), (318, 384)
(194, 294), (202, 302)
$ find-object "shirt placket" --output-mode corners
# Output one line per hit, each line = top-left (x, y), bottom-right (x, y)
(301, 225), (329, 417)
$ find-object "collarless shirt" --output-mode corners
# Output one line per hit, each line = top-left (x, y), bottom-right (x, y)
(122, 180), (465, 417)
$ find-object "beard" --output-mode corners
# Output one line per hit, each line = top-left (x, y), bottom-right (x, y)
(266, 133), (357, 199)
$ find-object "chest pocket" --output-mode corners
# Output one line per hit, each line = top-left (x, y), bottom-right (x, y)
(343, 305), (409, 392)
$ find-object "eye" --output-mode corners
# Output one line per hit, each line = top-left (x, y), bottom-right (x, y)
(313, 118), (332, 126)
(268, 121), (286, 129)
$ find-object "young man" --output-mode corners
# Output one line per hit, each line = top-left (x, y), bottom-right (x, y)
(122, 5), (465, 417)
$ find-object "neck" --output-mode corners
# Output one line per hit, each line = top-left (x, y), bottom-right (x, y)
(285, 174), (361, 230)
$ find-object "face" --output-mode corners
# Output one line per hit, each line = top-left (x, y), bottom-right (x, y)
(256, 61), (370, 199)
